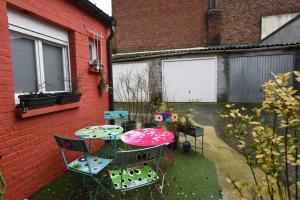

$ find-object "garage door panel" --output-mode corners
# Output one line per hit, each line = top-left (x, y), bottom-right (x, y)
(162, 58), (217, 102)
(229, 54), (294, 102)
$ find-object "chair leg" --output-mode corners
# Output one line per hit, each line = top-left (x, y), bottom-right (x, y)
(149, 185), (154, 200)
(202, 135), (204, 155)
(154, 184), (166, 200)
(68, 172), (85, 200)
(92, 176), (112, 197)
(82, 177), (93, 200)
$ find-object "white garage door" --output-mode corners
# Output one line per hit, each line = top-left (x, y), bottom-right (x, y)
(162, 58), (217, 102)
(113, 62), (149, 102)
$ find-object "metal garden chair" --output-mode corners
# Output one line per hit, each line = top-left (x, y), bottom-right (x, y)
(103, 111), (129, 154)
(108, 144), (166, 199)
(54, 135), (112, 200)
(154, 112), (178, 162)
(154, 112), (178, 133)
(104, 111), (128, 127)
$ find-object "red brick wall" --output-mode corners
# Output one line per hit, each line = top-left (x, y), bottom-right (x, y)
(217, 0), (300, 45)
(0, 0), (111, 199)
(112, 0), (300, 52)
(112, 0), (206, 53)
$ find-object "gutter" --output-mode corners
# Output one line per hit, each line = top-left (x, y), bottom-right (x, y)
(107, 17), (116, 112)
(113, 43), (300, 62)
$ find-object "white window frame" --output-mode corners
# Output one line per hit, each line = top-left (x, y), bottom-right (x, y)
(10, 30), (72, 104)
(89, 40), (97, 64)
(208, 0), (219, 10)
(8, 9), (72, 104)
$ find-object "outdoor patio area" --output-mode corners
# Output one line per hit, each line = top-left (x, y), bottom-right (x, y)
(1, 1), (300, 200)
(29, 141), (221, 200)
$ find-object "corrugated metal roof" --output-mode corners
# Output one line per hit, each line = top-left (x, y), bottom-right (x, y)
(113, 42), (300, 62)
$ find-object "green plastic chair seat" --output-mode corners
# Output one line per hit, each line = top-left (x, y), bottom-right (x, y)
(109, 164), (159, 190)
(67, 155), (112, 174)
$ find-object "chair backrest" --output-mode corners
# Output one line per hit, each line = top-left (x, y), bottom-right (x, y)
(104, 111), (128, 124)
(154, 112), (178, 132)
(113, 144), (165, 168)
(54, 135), (88, 153)
(154, 112), (178, 123)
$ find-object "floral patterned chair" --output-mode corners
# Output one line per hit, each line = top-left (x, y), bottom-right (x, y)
(54, 135), (112, 199)
(108, 144), (165, 199)
(154, 112), (178, 133)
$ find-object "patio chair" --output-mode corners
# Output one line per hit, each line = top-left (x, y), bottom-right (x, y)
(153, 112), (178, 162)
(104, 110), (128, 127)
(108, 144), (166, 200)
(54, 135), (112, 200)
(154, 112), (178, 133)
(104, 111), (129, 153)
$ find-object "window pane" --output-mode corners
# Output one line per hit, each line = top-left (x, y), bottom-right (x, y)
(10, 34), (37, 93)
(43, 43), (65, 91)
(89, 43), (93, 61)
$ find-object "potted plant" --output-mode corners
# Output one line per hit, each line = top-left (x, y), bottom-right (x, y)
(55, 90), (82, 104)
(18, 92), (57, 110)
(177, 113), (193, 153)
(141, 91), (161, 128)
(90, 59), (104, 71)
(55, 77), (82, 104)
(100, 81), (108, 92)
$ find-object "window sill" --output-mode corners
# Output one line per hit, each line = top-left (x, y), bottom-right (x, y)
(17, 102), (80, 119)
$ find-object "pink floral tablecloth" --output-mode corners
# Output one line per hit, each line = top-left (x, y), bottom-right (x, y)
(120, 128), (174, 147)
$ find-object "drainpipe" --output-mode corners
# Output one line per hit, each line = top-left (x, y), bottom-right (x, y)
(107, 17), (116, 112)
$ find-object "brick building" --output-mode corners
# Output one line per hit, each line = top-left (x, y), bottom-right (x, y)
(0, 0), (115, 199)
(112, 0), (300, 53)
(112, 0), (300, 103)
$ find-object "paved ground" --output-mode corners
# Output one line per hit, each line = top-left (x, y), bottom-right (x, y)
(181, 125), (264, 200)
(173, 103), (265, 200)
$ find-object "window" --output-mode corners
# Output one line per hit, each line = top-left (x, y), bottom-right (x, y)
(8, 9), (71, 103)
(89, 40), (96, 63)
(89, 32), (103, 66)
(209, 0), (219, 10)
(10, 32), (70, 101)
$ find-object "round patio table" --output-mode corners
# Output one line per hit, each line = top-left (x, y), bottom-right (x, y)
(120, 128), (174, 147)
(75, 125), (123, 139)
(75, 125), (124, 157)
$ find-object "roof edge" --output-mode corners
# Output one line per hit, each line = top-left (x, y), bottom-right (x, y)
(113, 43), (300, 62)
(71, 0), (114, 26)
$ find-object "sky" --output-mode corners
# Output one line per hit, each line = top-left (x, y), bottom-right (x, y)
(89, 0), (112, 16)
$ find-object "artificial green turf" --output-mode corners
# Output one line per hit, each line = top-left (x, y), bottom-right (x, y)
(29, 145), (221, 200)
